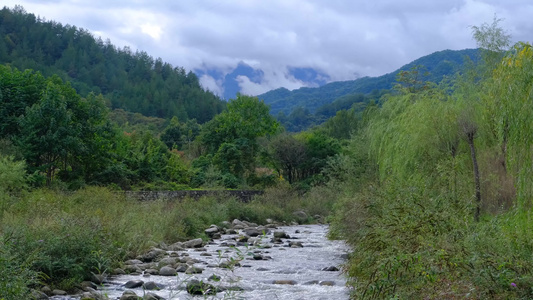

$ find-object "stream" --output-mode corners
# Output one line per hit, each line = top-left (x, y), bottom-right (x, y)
(53, 224), (351, 300)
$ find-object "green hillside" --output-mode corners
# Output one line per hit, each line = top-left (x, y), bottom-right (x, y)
(0, 6), (225, 123)
(259, 48), (480, 116)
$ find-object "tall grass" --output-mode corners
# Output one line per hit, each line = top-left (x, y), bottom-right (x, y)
(0, 184), (321, 293)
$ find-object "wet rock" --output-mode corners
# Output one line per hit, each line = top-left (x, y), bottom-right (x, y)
(185, 266), (204, 274)
(257, 267), (269, 271)
(31, 290), (48, 300)
(124, 264), (142, 274)
(124, 280), (144, 288)
(274, 231), (290, 239)
(322, 266), (339, 271)
(159, 266), (177, 276)
(244, 228), (262, 237)
(143, 281), (164, 290)
(186, 279), (218, 295)
(289, 241), (304, 248)
(90, 273), (105, 285)
(242, 221), (258, 227)
(143, 292), (164, 300)
(52, 289), (67, 296)
(320, 281), (336, 286)
(303, 280), (320, 285)
(113, 268), (126, 275)
(120, 290), (140, 300)
(167, 242), (184, 251)
(272, 280), (297, 285)
(139, 248), (166, 262)
(157, 257), (178, 268)
(253, 254), (264, 260)
(176, 264), (188, 272)
(205, 225), (220, 236)
(81, 281), (98, 290)
(125, 259), (143, 265)
(145, 268), (159, 275)
(208, 274), (221, 281)
(183, 238), (203, 248)
(232, 219), (245, 227)
(40, 285), (52, 295)
(293, 210), (308, 222)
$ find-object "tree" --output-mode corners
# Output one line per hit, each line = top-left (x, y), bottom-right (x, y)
(198, 94), (280, 183)
(269, 133), (307, 184)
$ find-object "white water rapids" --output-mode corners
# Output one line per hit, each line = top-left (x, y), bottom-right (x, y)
(53, 224), (351, 300)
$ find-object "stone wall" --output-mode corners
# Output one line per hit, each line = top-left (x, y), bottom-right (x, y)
(124, 190), (264, 203)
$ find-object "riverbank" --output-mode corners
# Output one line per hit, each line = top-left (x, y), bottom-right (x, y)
(0, 185), (338, 299)
(59, 223), (350, 300)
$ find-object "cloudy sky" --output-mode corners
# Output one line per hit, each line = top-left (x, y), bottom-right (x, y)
(4, 0), (532, 96)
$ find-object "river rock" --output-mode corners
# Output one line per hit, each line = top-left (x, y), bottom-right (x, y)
(143, 292), (164, 300)
(243, 221), (258, 227)
(143, 281), (164, 290)
(113, 268), (126, 275)
(320, 280), (336, 286)
(81, 281), (98, 290)
(244, 228), (262, 237)
(158, 257), (178, 268)
(139, 248), (166, 262)
(232, 219), (245, 227)
(124, 280), (144, 288)
(145, 268), (159, 275)
(124, 264), (142, 274)
(90, 273), (105, 285)
(322, 266), (339, 271)
(183, 238), (203, 248)
(289, 241), (304, 248)
(40, 285), (52, 295)
(31, 290), (48, 300)
(125, 259), (143, 265)
(293, 210), (308, 222)
(185, 266), (204, 274)
(168, 242), (184, 251)
(273, 280), (297, 285)
(186, 279), (218, 295)
(176, 264), (188, 272)
(52, 289), (67, 296)
(119, 290), (139, 300)
(159, 266), (177, 276)
(205, 225), (220, 236)
(274, 231), (290, 239)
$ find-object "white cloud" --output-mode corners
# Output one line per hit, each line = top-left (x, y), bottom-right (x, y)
(3, 0), (533, 95)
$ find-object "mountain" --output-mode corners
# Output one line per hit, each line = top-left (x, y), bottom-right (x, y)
(0, 6), (225, 123)
(195, 62), (330, 101)
(258, 48), (480, 116)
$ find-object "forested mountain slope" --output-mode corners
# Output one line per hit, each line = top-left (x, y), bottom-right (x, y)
(0, 6), (225, 123)
(259, 48), (480, 116)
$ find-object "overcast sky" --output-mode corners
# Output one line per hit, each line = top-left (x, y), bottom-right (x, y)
(4, 1), (533, 96)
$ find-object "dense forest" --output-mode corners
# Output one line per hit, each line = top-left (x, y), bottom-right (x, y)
(0, 6), (225, 123)
(2, 7), (533, 300)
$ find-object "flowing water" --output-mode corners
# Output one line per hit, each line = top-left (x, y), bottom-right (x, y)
(53, 224), (351, 300)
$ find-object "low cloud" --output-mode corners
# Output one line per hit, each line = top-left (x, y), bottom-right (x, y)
(4, 0), (532, 95)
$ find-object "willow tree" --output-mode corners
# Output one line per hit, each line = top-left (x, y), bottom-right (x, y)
(486, 42), (533, 208)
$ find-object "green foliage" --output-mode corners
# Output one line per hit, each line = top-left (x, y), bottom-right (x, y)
(0, 236), (37, 300)
(260, 49), (479, 123)
(198, 95), (280, 186)
(0, 6), (225, 122)
(329, 27), (533, 297)
(0, 155), (27, 194)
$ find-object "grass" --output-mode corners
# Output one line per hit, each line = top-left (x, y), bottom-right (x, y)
(330, 177), (533, 299)
(0, 182), (332, 295)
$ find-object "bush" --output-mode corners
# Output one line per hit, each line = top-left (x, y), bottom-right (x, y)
(0, 237), (37, 300)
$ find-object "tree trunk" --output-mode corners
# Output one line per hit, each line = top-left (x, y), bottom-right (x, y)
(467, 134), (481, 222)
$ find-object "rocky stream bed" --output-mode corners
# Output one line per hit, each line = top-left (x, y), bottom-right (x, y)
(42, 220), (350, 300)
